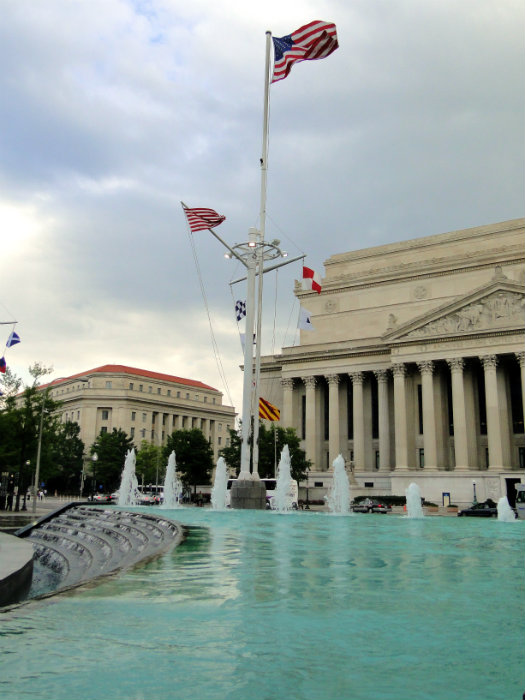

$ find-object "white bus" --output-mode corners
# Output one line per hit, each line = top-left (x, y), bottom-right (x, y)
(225, 478), (298, 510)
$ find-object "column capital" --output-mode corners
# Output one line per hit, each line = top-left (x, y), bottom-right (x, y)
(481, 354), (498, 370)
(417, 360), (434, 375)
(302, 376), (317, 389)
(349, 371), (363, 385)
(516, 351), (525, 367)
(374, 369), (389, 383)
(326, 374), (340, 386)
(392, 363), (406, 378)
(281, 378), (294, 390)
(447, 357), (464, 373)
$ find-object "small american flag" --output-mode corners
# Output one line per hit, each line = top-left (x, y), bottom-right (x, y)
(272, 21), (339, 83)
(183, 205), (226, 233)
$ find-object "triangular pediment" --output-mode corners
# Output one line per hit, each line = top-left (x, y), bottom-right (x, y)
(384, 275), (524, 342)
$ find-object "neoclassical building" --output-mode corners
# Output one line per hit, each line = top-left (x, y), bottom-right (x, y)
(42, 365), (236, 463)
(260, 219), (525, 507)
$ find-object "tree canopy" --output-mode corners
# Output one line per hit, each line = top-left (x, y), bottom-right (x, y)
(219, 423), (311, 484)
(90, 428), (135, 493)
(163, 429), (213, 493)
(0, 363), (86, 506)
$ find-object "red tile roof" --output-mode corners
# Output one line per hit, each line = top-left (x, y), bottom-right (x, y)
(41, 365), (220, 392)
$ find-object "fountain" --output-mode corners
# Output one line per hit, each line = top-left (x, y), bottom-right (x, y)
(326, 454), (351, 514)
(162, 451), (182, 509)
(117, 449), (140, 507)
(211, 457), (229, 510)
(272, 445), (293, 512)
(497, 496), (516, 521)
(405, 482), (425, 518)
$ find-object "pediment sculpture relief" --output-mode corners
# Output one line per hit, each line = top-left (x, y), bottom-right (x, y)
(406, 291), (524, 338)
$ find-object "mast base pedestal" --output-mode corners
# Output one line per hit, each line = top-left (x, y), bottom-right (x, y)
(230, 478), (266, 510)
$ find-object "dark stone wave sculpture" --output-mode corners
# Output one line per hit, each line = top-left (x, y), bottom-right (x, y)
(16, 504), (183, 599)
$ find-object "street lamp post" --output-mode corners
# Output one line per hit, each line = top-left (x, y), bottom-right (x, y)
(91, 452), (98, 499)
(472, 480), (477, 505)
(32, 391), (49, 515)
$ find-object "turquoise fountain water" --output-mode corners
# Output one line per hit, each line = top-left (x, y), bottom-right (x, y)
(1, 508), (523, 700)
(117, 448), (139, 507)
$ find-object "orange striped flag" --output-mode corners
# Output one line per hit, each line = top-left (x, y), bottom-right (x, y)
(259, 397), (280, 421)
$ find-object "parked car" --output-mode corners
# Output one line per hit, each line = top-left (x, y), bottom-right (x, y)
(93, 493), (114, 503)
(457, 499), (498, 517)
(351, 498), (391, 514)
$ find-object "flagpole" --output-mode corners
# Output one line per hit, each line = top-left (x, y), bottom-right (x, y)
(251, 30), (272, 477)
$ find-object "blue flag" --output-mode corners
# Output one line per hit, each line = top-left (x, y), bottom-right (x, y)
(6, 330), (20, 347)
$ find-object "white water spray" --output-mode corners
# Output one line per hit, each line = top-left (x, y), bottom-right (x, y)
(497, 496), (516, 521)
(273, 445), (293, 512)
(118, 449), (140, 506)
(326, 455), (351, 514)
(405, 482), (425, 518)
(211, 457), (229, 510)
(162, 451), (182, 508)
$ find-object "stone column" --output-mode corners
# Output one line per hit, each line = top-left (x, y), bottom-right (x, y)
(392, 363), (409, 469)
(202, 418), (210, 442)
(349, 372), (365, 470)
(417, 361), (438, 469)
(517, 352), (525, 427)
(326, 374), (341, 466)
(481, 355), (508, 469)
(302, 376), (317, 468)
(281, 378), (294, 429)
(447, 358), (470, 469)
(374, 369), (391, 472)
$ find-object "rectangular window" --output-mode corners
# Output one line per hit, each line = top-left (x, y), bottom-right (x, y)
(419, 448), (425, 469)
(139, 384), (143, 392)
(204, 396), (207, 403)
(218, 423), (222, 431)
(177, 391), (181, 398)
(157, 387), (161, 395)
(129, 383), (134, 390)
(142, 413), (147, 423)
(186, 393), (189, 399)
(101, 426), (108, 434)
(218, 437), (222, 446)
(77, 411), (80, 420)
(314, 482), (324, 487)
(101, 410), (109, 420)
(131, 412), (136, 421)
(212, 397), (216, 404)
(105, 381), (112, 389)
(130, 427), (135, 437)
(148, 386), (152, 393)
(375, 450), (380, 470)
(195, 394), (199, 401)
(364, 482), (374, 488)
(141, 429), (146, 438)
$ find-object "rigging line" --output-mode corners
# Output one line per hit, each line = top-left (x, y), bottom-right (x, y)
(281, 297), (299, 349)
(185, 227), (234, 409)
(266, 212), (308, 257)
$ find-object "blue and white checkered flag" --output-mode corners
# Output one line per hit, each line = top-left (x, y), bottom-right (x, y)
(235, 300), (247, 322)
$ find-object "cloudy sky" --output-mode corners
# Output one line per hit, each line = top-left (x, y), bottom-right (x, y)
(1, 0), (523, 416)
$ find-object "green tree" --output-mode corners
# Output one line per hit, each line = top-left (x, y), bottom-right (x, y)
(219, 423), (310, 484)
(136, 440), (163, 487)
(0, 364), (65, 509)
(90, 428), (135, 493)
(163, 429), (213, 495)
(46, 421), (85, 494)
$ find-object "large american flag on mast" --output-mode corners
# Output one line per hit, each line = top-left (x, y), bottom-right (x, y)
(182, 205), (226, 233)
(272, 20), (339, 83)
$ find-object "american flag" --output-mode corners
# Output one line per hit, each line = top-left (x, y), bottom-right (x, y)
(272, 20), (339, 83)
(183, 205), (226, 233)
